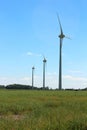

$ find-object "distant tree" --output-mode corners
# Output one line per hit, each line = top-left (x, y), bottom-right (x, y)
(6, 84), (32, 89)
(0, 85), (5, 89)
(81, 88), (87, 91)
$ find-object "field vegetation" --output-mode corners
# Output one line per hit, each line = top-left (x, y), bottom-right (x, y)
(0, 89), (87, 130)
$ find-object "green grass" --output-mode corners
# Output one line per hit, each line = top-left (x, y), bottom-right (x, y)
(0, 89), (87, 130)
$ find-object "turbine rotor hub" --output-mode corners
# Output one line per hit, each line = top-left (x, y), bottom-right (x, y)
(59, 34), (65, 39)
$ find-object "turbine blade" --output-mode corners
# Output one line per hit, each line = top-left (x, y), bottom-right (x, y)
(65, 36), (71, 40)
(57, 13), (63, 35)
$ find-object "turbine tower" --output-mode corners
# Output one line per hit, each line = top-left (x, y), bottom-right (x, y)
(57, 14), (66, 90)
(43, 57), (47, 88)
(32, 66), (35, 88)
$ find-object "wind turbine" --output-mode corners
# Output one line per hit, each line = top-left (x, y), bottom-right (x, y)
(57, 14), (70, 90)
(43, 57), (47, 88)
(32, 66), (35, 89)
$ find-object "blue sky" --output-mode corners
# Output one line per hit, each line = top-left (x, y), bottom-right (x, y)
(0, 0), (87, 89)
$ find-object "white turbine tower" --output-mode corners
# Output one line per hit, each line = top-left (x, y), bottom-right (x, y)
(32, 66), (35, 88)
(43, 57), (47, 89)
(57, 14), (70, 90)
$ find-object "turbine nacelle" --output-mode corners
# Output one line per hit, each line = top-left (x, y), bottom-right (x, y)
(43, 58), (47, 63)
(32, 66), (35, 70)
(43, 56), (47, 63)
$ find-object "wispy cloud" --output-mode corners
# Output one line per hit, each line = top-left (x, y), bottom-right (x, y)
(27, 52), (42, 57)
(69, 70), (83, 74)
(63, 75), (87, 81)
(27, 52), (33, 56)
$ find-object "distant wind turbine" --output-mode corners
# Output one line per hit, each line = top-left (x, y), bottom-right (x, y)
(43, 57), (47, 88)
(32, 66), (35, 88)
(57, 13), (70, 90)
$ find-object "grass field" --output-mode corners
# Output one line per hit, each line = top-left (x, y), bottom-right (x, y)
(0, 89), (87, 130)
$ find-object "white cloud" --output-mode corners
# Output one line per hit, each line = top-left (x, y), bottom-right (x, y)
(26, 52), (42, 57)
(0, 74), (87, 89)
(0, 77), (8, 80)
(63, 75), (87, 89)
(63, 75), (87, 81)
(0, 76), (31, 86)
(27, 52), (33, 56)
(69, 70), (83, 74)
(21, 77), (31, 81)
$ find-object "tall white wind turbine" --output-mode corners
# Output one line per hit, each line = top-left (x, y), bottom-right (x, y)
(57, 14), (70, 90)
(43, 57), (47, 88)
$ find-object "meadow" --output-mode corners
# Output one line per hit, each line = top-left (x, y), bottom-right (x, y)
(0, 89), (87, 130)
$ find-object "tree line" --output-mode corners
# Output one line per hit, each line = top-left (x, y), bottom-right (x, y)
(0, 84), (87, 90)
(0, 84), (49, 90)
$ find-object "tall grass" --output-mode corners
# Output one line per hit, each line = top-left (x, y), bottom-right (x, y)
(0, 89), (87, 129)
